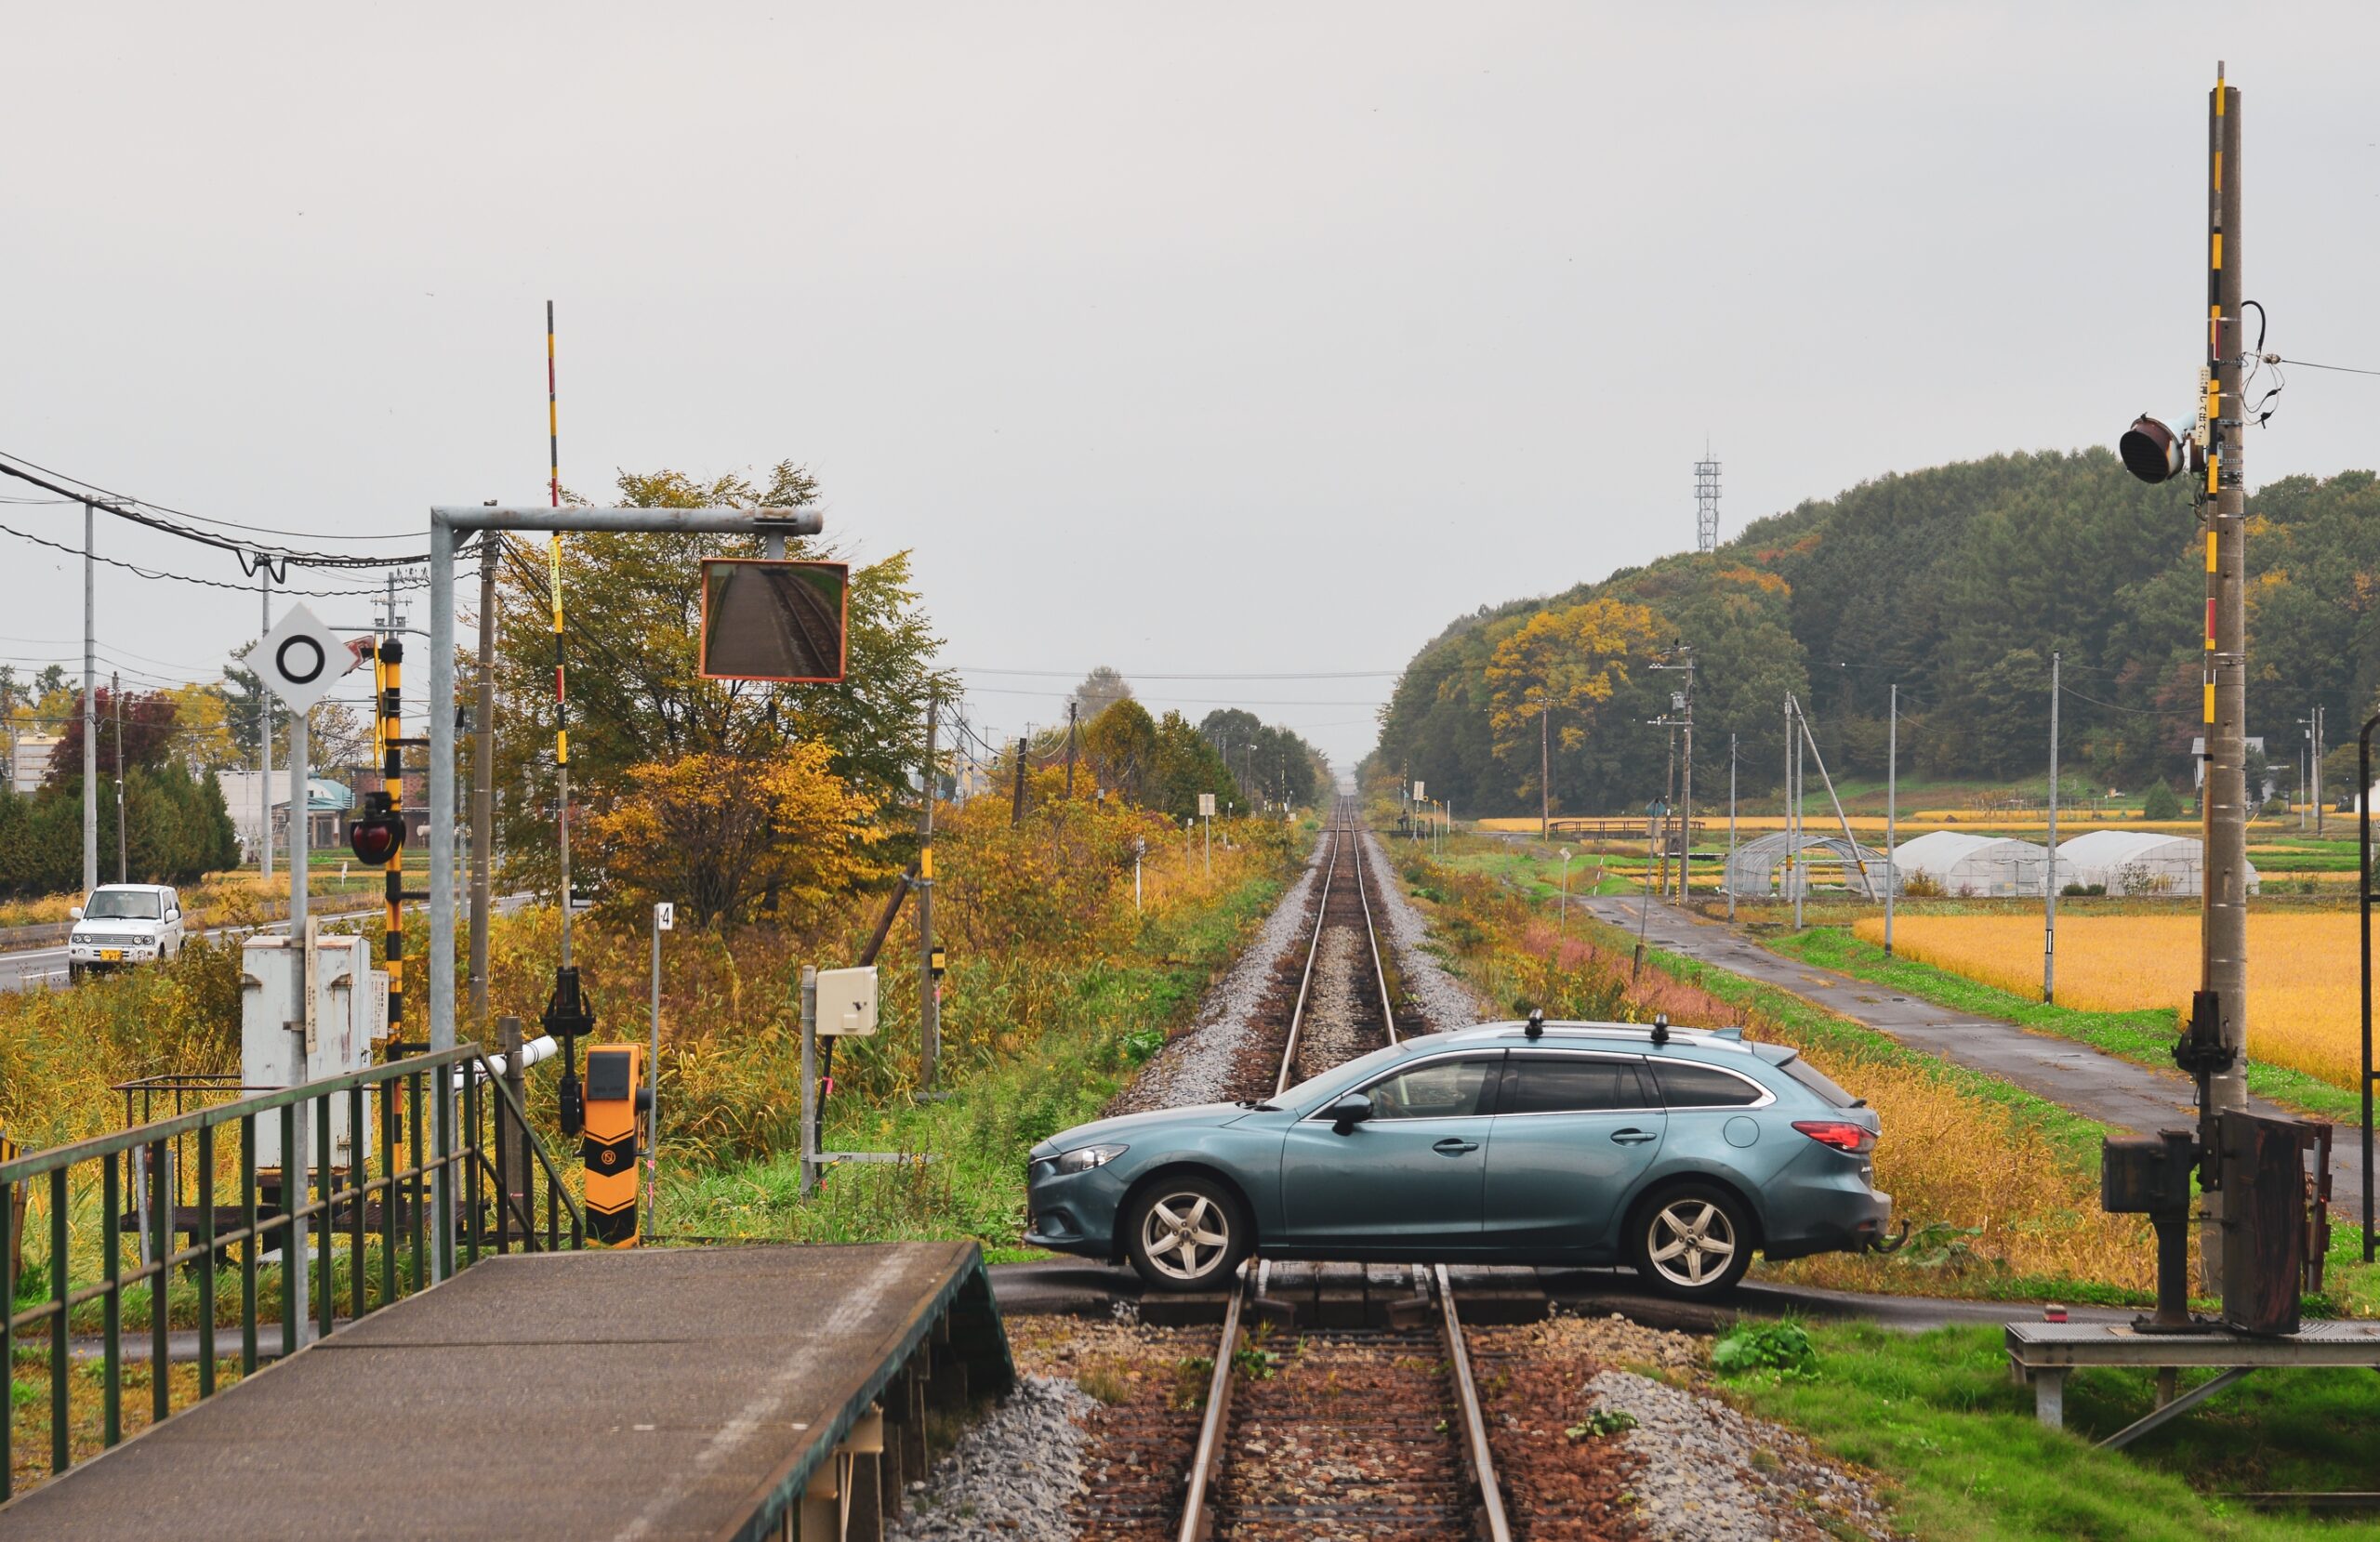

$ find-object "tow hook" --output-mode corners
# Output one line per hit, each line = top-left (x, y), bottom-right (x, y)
(1865, 1219), (1912, 1256)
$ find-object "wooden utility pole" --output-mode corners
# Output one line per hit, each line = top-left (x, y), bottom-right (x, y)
(1010, 737), (1027, 826)
(2200, 64), (2249, 1285)
(112, 670), (126, 883)
(1064, 700), (1078, 798)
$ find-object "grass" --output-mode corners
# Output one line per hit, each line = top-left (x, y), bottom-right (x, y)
(653, 861), (1295, 1258)
(1717, 1318), (2380, 1540)
(1761, 925), (2363, 1127)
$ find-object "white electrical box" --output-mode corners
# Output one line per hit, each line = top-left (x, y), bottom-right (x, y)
(241, 931), (387, 1170)
(815, 966), (880, 1037)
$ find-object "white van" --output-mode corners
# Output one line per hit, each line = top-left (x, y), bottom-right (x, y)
(66, 885), (188, 982)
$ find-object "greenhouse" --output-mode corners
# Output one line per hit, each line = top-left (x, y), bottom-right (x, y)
(2055, 829), (2254, 897)
(1723, 830), (1889, 900)
(1890, 831), (2065, 898)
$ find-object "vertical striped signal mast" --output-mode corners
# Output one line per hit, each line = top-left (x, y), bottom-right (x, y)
(540, 301), (596, 1138)
(2116, 64), (2248, 1289)
(348, 580), (412, 1048)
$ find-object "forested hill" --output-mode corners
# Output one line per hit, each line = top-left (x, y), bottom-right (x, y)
(1372, 448), (2380, 817)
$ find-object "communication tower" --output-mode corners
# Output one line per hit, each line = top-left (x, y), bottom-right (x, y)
(1694, 453), (1721, 553)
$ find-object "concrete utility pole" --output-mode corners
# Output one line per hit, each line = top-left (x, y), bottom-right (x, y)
(259, 570), (273, 880)
(1885, 685), (1897, 956)
(2045, 652), (2060, 1003)
(919, 693), (941, 1095)
(285, 705), (311, 1328)
(469, 533), (497, 1027)
(83, 503), (96, 898)
(1064, 699), (1078, 798)
(2315, 704), (2325, 839)
(2200, 66), (2249, 1285)
(1540, 705), (1551, 841)
(1790, 694), (1805, 930)
(1010, 737), (1027, 826)
(1726, 733), (1738, 922)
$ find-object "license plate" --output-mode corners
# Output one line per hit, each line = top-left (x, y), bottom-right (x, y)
(100, 949), (122, 962)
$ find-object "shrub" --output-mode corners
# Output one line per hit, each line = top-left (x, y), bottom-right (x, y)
(2141, 780), (2181, 820)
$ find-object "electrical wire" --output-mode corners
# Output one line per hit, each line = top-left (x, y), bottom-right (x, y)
(0, 448), (423, 543)
(0, 519), (426, 596)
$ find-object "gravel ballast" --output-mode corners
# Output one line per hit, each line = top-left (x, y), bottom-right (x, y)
(1360, 828), (1489, 1033)
(884, 1375), (1094, 1542)
(1102, 832), (1326, 1116)
(1585, 1368), (1897, 1541)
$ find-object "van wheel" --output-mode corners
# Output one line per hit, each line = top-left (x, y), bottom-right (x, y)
(1630, 1182), (1752, 1299)
(1124, 1177), (1248, 1292)
(67, 962), (85, 984)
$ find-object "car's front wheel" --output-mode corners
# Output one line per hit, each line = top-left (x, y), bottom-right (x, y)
(1630, 1182), (1752, 1299)
(1123, 1176), (1248, 1292)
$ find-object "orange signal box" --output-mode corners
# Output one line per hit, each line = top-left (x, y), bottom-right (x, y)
(582, 1046), (651, 1247)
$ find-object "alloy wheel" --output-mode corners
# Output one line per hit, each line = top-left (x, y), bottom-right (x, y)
(1140, 1192), (1230, 1282)
(1646, 1197), (1737, 1289)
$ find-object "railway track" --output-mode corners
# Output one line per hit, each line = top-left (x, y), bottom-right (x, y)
(1171, 797), (1511, 1541)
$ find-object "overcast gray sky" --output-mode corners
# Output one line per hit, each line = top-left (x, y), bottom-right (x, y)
(5, 4), (2377, 771)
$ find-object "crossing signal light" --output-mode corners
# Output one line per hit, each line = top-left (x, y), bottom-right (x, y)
(2120, 415), (2186, 484)
(347, 795), (406, 865)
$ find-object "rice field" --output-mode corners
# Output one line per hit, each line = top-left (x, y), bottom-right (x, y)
(1855, 913), (2374, 1091)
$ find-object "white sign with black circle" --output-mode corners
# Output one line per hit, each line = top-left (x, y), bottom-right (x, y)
(252, 601), (358, 714)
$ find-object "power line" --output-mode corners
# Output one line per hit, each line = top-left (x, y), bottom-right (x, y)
(954, 666), (1401, 680)
(0, 519), (424, 596)
(0, 447), (423, 542)
(0, 455), (430, 574)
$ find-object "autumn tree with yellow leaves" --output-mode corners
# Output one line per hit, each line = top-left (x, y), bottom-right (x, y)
(578, 743), (885, 929)
(1486, 597), (1663, 824)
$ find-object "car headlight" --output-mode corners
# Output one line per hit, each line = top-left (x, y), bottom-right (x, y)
(1054, 1143), (1127, 1175)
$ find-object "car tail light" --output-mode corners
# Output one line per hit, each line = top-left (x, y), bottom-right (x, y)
(1792, 1120), (1875, 1155)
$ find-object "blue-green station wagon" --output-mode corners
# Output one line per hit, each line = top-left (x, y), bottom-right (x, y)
(1025, 1018), (1893, 1298)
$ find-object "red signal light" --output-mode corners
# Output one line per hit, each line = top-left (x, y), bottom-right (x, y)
(1792, 1119), (1875, 1155)
(348, 812), (405, 865)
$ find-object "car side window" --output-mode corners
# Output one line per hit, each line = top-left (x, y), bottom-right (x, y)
(1501, 1054), (1652, 1114)
(1650, 1061), (1765, 1108)
(1362, 1056), (1501, 1120)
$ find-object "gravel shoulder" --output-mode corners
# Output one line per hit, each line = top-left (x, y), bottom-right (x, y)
(1101, 830), (1327, 1116)
(1360, 827), (1491, 1033)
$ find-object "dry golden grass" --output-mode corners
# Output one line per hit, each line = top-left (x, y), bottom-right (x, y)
(1413, 859), (2152, 1293)
(1857, 912), (2372, 1091)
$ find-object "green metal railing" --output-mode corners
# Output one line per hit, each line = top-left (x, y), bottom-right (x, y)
(2, 1045), (583, 1499)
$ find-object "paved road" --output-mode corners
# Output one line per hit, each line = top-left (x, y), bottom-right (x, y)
(1583, 895), (2369, 1218)
(988, 1258), (2131, 1332)
(0, 893), (534, 993)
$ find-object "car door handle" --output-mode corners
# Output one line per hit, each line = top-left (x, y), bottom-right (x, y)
(1432, 1137), (1479, 1156)
(1609, 1128), (1658, 1145)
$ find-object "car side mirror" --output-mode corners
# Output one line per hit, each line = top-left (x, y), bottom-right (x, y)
(68, 906), (83, 921)
(1326, 1093), (1373, 1133)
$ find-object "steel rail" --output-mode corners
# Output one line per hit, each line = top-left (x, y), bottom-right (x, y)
(1346, 814), (1397, 1046)
(1173, 1261), (1252, 1542)
(1273, 813), (1346, 1098)
(1435, 1263), (1515, 1541)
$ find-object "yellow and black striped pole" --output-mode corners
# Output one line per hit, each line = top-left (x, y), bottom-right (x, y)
(539, 300), (595, 1137)
(378, 632), (404, 1035)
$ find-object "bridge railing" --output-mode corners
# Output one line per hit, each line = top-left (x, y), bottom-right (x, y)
(2, 1044), (584, 1500)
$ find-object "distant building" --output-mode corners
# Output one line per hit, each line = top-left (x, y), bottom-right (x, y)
(214, 770), (355, 857)
(2188, 736), (2273, 802)
(1891, 832), (2067, 898)
(2056, 830), (2255, 898)
(7, 732), (60, 796)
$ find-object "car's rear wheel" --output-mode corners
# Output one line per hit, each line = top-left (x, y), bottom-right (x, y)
(1630, 1182), (1752, 1299)
(1123, 1176), (1248, 1292)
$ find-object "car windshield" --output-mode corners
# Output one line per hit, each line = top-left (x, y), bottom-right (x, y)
(84, 890), (161, 920)
(1286, 1039), (1409, 1102)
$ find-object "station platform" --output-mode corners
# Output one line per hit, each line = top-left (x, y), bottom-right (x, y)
(0, 1241), (1011, 1541)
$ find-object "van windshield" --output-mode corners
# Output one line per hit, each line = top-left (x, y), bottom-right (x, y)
(85, 890), (161, 920)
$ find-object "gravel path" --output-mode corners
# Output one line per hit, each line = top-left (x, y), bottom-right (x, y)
(1585, 1369), (1897, 1541)
(885, 1375), (1095, 1542)
(1102, 833), (1327, 1115)
(1359, 829), (1488, 1033)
